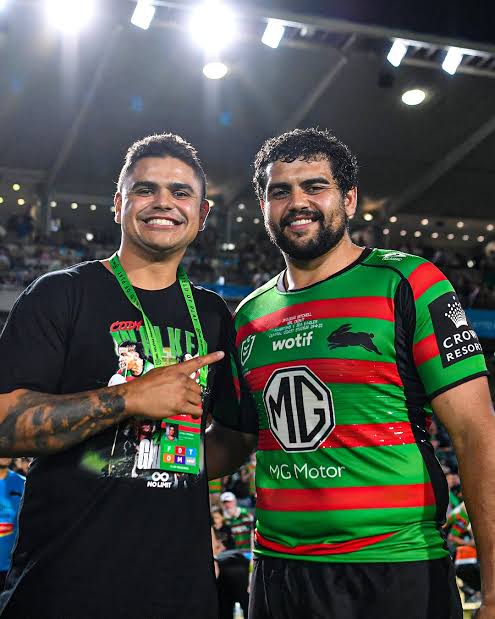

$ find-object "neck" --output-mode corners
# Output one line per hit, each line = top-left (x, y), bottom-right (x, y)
(0, 468), (9, 479)
(284, 236), (365, 291)
(103, 242), (186, 290)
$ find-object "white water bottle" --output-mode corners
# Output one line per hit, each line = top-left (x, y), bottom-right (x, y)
(234, 602), (244, 618)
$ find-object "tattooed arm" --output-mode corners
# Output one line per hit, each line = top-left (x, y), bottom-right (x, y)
(0, 387), (128, 455)
(0, 352), (223, 456)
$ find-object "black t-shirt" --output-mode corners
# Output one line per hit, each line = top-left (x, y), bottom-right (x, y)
(0, 261), (257, 619)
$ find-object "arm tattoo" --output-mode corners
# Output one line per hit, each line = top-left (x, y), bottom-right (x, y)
(0, 388), (127, 455)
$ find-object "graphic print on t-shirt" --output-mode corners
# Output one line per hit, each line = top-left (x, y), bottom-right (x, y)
(81, 318), (204, 487)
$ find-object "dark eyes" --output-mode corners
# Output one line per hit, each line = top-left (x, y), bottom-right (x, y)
(132, 188), (190, 198)
(271, 189), (288, 199)
(270, 185), (327, 198)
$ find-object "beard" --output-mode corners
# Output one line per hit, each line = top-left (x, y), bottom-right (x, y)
(265, 206), (348, 261)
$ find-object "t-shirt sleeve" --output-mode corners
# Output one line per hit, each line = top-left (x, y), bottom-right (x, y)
(0, 272), (73, 394)
(407, 260), (488, 400)
(209, 301), (259, 435)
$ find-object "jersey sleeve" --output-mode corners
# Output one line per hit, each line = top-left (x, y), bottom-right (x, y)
(0, 272), (73, 394)
(209, 302), (258, 435)
(407, 260), (488, 400)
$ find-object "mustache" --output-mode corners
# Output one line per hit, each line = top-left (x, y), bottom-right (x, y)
(280, 209), (324, 229)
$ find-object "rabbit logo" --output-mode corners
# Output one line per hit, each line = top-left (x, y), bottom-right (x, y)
(327, 323), (382, 355)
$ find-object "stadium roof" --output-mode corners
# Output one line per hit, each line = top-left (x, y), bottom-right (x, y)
(1, 0), (495, 242)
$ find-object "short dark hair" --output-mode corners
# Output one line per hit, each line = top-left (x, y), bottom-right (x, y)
(119, 340), (146, 360)
(253, 128), (358, 201)
(117, 133), (207, 200)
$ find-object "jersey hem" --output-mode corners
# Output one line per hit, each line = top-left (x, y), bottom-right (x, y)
(428, 371), (490, 402)
(253, 547), (450, 563)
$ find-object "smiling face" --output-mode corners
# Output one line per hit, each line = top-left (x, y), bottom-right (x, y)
(114, 156), (209, 260)
(261, 158), (357, 261)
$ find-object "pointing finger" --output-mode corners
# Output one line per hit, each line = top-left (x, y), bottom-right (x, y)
(179, 351), (224, 373)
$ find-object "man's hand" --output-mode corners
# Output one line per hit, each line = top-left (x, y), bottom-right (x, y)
(124, 351), (224, 419)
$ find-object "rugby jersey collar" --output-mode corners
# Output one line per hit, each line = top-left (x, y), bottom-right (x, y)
(276, 247), (374, 294)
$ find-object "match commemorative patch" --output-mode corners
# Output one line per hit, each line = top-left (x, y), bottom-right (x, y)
(428, 292), (483, 368)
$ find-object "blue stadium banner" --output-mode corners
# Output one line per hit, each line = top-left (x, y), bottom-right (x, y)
(466, 309), (495, 340)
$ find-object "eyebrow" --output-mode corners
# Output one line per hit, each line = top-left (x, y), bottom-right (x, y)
(267, 177), (332, 193)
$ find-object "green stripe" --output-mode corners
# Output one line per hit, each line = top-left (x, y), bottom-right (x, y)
(414, 279), (453, 310)
(240, 317), (396, 373)
(256, 444), (430, 489)
(417, 355), (487, 397)
(255, 520), (448, 563)
(256, 505), (437, 541)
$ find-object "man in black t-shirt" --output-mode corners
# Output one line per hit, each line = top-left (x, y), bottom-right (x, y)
(0, 133), (257, 618)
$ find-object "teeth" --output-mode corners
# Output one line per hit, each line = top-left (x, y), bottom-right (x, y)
(290, 218), (313, 227)
(146, 218), (177, 226)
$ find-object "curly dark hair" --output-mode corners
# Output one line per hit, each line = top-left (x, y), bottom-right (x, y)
(253, 128), (358, 201)
(117, 133), (207, 200)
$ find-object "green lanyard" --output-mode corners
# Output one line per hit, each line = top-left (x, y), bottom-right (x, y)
(109, 254), (208, 389)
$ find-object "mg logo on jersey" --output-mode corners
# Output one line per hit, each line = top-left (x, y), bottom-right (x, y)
(240, 334), (256, 366)
(263, 366), (335, 452)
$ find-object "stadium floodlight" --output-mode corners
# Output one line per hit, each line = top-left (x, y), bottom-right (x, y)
(262, 20), (285, 49)
(189, 1), (237, 54)
(131, 1), (155, 31)
(203, 61), (228, 79)
(442, 47), (463, 75)
(402, 89), (426, 106)
(387, 40), (408, 67)
(45, 0), (95, 33)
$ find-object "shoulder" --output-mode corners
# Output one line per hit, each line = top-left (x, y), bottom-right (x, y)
(23, 261), (101, 298)
(234, 274), (280, 317)
(364, 248), (447, 291)
(191, 284), (231, 317)
(363, 248), (429, 275)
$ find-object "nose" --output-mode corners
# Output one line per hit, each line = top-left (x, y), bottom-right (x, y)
(289, 186), (310, 210)
(151, 187), (173, 210)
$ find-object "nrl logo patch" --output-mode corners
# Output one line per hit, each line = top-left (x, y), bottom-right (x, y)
(240, 334), (256, 366)
(382, 251), (407, 261)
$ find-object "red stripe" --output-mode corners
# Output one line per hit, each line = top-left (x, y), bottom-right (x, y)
(245, 359), (402, 392)
(233, 377), (240, 401)
(258, 422), (415, 451)
(236, 297), (394, 345)
(167, 415), (201, 425)
(408, 262), (447, 300)
(255, 530), (395, 556)
(256, 483), (435, 512)
(413, 334), (439, 366)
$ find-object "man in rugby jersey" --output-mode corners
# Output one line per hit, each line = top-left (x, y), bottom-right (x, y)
(207, 128), (495, 619)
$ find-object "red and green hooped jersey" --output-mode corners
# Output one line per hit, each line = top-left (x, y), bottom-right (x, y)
(225, 507), (253, 552)
(446, 503), (470, 540)
(209, 478), (222, 495)
(234, 248), (488, 563)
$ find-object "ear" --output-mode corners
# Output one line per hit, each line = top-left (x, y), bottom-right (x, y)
(259, 199), (265, 214)
(344, 187), (358, 219)
(198, 199), (210, 232)
(114, 192), (122, 224)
